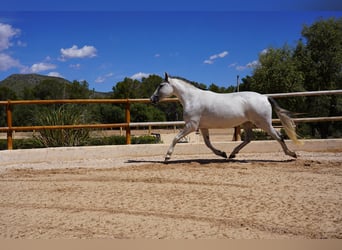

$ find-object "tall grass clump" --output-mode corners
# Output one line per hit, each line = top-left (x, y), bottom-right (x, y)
(34, 105), (90, 147)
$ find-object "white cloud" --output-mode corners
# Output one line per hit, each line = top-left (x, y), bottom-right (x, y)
(22, 62), (57, 73)
(0, 23), (23, 72)
(47, 71), (63, 78)
(204, 59), (214, 65)
(210, 51), (228, 60)
(228, 63), (238, 68)
(95, 72), (114, 83)
(204, 51), (228, 64)
(95, 76), (105, 83)
(154, 53), (160, 58)
(0, 53), (21, 71)
(236, 65), (247, 71)
(233, 60), (260, 71)
(69, 63), (81, 69)
(60, 45), (97, 60)
(0, 23), (20, 51)
(130, 72), (150, 80)
(246, 60), (259, 68)
(260, 48), (269, 55)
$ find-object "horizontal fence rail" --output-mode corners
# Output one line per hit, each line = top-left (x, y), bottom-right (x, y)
(266, 89), (342, 98)
(0, 90), (341, 150)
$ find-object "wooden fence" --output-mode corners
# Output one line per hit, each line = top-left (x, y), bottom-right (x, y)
(0, 90), (341, 150)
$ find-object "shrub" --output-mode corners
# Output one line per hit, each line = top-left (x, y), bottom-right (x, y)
(241, 130), (271, 140)
(33, 105), (90, 147)
(0, 138), (44, 150)
(132, 135), (161, 144)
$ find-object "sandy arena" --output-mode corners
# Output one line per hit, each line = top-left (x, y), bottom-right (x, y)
(0, 141), (341, 239)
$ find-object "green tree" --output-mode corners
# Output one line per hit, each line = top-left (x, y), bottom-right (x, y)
(111, 75), (183, 122)
(296, 17), (342, 138)
(90, 104), (125, 124)
(112, 74), (164, 99)
(0, 86), (17, 127)
(33, 79), (66, 99)
(0, 86), (35, 127)
(208, 83), (232, 93)
(0, 86), (17, 100)
(67, 80), (91, 99)
(112, 78), (141, 99)
(140, 75), (163, 97)
(22, 87), (35, 100)
(243, 18), (342, 138)
(249, 46), (306, 114)
(208, 83), (220, 93)
(239, 76), (254, 91)
(251, 46), (305, 94)
(131, 103), (166, 122)
(300, 17), (342, 91)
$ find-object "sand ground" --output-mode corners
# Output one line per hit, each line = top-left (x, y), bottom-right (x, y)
(0, 151), (341, 239)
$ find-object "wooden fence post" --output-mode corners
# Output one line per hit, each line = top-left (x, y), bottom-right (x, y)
(125, 100), (131, 144)
(233, 126), (241, 141)
(6, 101), (13, 150)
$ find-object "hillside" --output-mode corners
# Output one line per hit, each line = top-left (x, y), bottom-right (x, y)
(0, 74), (71, 98)
(0, 74), (110, 99)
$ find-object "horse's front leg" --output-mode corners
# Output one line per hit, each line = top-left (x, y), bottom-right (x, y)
(200, 128), (227, 159)
(165, 122), (196, 161)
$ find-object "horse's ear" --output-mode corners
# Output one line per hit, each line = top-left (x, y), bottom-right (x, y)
(164, 72), (169, 82)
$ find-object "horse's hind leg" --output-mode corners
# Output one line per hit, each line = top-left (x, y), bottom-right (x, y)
(200, 128), (227, 159)
(257, 121), (297, 158)
(229, 122), (254, 159)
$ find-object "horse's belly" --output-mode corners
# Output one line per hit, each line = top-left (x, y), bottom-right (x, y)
(199, 115), (247, 128)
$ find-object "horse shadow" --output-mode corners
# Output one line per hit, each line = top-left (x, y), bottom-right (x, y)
(125, 158), (295, 165)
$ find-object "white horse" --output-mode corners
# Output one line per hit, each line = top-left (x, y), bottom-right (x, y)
(150, 73), (302, 161)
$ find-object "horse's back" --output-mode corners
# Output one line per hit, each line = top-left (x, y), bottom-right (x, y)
(230, 91), (273, 126)
(229, 91), (271, 118)
(197, 91), (271, 128)
(204, 91), (269, 114)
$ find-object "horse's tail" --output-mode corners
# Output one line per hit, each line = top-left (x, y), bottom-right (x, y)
(268, 97), (303, 145)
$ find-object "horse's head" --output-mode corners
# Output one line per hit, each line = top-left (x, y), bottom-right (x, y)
(150, 72), (174, 104)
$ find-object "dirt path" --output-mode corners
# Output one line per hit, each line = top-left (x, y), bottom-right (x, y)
(0, 152), (341, 239)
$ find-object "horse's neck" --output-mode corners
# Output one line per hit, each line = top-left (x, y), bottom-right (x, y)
(172, 79), (200, 106)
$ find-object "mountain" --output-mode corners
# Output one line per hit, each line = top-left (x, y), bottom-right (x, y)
(0, 74), (110, 99)
(0, 74), (71, 98)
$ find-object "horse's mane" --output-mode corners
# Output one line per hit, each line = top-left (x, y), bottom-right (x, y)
(171, 76), (206, 90)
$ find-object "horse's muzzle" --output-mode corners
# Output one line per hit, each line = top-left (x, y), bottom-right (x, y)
(150, 95), (159, 104)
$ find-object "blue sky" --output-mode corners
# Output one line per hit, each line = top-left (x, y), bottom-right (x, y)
(0, 1), (341, 92)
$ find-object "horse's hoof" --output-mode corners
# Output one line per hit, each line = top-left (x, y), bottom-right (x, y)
(228, 154), (236, 159)
(221, 152), (228, 159)
(287, 151), (297, 158)
(165, 156), (171, 161)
